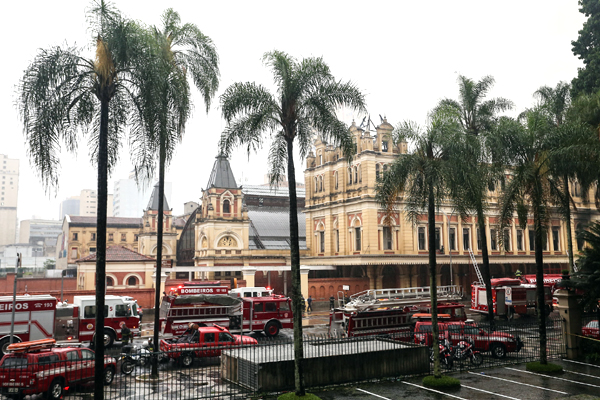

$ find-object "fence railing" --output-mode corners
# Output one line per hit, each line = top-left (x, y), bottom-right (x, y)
(0, 316), (566, 399)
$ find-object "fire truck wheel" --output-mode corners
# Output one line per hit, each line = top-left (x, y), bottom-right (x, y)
(104, 366), (115, 385)
(180, 352), (194, 368)
(0, 337), (20, 357)
(264, 322), (280, 337)
(490, 343), (506, 358)
(47, 379), (64, 400)
(103, 329), (115, 347)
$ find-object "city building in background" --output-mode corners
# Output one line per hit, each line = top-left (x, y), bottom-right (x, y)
(19, 219), (62, 256)
(59, 190), (113, 219)
(0, 154), (19, 247)
(113, 171), (172, 218)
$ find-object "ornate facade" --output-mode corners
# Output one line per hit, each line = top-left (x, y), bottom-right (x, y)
(302, 118), (598, 294)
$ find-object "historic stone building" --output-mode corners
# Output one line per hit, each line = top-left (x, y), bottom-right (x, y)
(174, 155), (308, 295)
(302, 118), (597, 297)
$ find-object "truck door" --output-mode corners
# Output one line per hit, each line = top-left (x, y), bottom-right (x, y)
(496, 290), (506, 315)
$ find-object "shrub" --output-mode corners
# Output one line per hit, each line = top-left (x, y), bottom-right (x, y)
(526, 362), (563, 373)
(422, 375), (461, 389)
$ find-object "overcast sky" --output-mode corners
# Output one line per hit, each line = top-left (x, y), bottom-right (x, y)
(2, 0), (586, 222)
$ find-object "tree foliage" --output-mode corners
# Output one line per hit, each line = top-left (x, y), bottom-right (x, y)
(571, 0), (600, 98)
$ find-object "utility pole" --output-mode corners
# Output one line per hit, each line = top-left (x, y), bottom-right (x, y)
(9, 253), (22, 345)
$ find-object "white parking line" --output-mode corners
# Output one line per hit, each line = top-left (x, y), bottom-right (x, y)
(505, 367), (600, 388)
(563, 359), (600, 369)
(356, 388), (391, 400)
(565, 370), (600, 380)
(461, 385), (521, 400)
(467, 372), (568, 394)
(401, 382), (469, 400)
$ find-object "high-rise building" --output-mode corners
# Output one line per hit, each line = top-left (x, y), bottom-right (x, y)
(113, 172), (171, 217)
(19, 219), (62, 256)
(0, 154), (19, 246)
(59, 190), (113, 219)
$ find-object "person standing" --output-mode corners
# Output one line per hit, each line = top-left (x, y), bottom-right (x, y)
(138, 307), (143, 323)
(329, 295), (335, 310)
(307, 295), (313, 313)
(120, 322), (133, 345)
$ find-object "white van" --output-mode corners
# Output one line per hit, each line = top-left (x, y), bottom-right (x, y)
(230, 287), (274, 298)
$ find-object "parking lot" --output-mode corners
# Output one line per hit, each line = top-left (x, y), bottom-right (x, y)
(313, 359), (600, 399)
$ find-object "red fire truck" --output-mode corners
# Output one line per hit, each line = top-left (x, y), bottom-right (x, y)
(159, 284), (293, 337)
(0, 294), (140, 356)
(470, 278), (553, 318)
(328, 285), (465, 338)
(520, 274), (563, 291)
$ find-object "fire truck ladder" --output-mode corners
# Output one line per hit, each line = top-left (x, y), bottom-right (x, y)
(342, 285), (463, 312)
(469, 248), (484, 285)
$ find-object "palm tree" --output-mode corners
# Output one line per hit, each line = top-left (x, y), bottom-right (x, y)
(495, 110), (562, 364)
(219, 51), (365, 396)
(534, 82), (579, 272)
(17, 1), (150, 397)
(376, 108), (461, 379)
(436, 75), (513, 325)
(132, 8), (220, 377)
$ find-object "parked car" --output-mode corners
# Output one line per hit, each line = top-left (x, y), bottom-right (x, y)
(414, 320), (523, 358)
(583, 320), (599, 339)
(159, 324), (258, 367)
(0, 338), (116, 400)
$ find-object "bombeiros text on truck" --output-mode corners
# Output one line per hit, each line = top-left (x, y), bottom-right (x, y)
(159, 282), (292, 337)
(0, 294), (140, 356)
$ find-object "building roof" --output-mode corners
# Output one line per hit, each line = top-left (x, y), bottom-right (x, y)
(146, 183), (171, 211)
(76, 246), (156, 263)
(242, 185), (306, 198)
(247, 206), (307, 250)
(206, 155), (239, 189)
(67, 216), (142, 228)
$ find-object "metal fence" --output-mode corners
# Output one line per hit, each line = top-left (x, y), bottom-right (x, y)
(0, 316), (566, 400)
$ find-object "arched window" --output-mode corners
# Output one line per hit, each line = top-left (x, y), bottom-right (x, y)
(382, 139), (389, 152)
(376, 164), (381, 180)
(354, 166), (358, 183)
(348, 168), (352, 185)
(314, 177), (318, 192)
(319, 153), (323, 165)
(334, 171), (338, 190)
(106, 277), (114, 287)
(359, 165), (362, 183)
(223, 199), (231, 214)
(319, 176), (323, 192)
(127, 276), (138, 286)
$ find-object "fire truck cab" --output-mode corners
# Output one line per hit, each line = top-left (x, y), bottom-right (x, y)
(471, 278), (553, 318)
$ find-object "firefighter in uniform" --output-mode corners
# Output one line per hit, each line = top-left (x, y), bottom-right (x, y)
(120, 321), (133, 345)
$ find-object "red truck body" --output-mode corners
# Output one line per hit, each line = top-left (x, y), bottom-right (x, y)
(471, 278), (553, 318)
(159, 285), (293, 337)
(159, 324), (257, 366)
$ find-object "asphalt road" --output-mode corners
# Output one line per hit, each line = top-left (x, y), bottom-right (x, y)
(311, 359), (600, 400)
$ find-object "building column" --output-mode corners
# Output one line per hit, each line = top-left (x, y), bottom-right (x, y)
(242, 267), (257, 287)
(555, 288), (582, 359)
(367, 265), (377, 289)
(300, 266), (310, 298)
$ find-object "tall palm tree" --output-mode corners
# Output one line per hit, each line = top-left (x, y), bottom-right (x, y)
(495, 111), (563, 365)
(17, 1), (150, 397)
(219, 51), (365, 396)
(132, 8), (220, 377)
(436, 75), (513, 325)
(376, 108), (461, 379)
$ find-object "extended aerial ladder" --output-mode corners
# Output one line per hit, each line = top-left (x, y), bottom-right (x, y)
(468, 248), (484, 285)
(337, 284), (463, 312)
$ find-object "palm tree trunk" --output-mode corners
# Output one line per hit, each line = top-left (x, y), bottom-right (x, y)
(563, 175), (575, 272)
(428, 182), (441, 378)
(534, 206), (548, 364)
(94, 98), (109, 400)
(286, 138), (305, 396)
(151, 141), (166, 378)
(477, 208), (494, 328)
